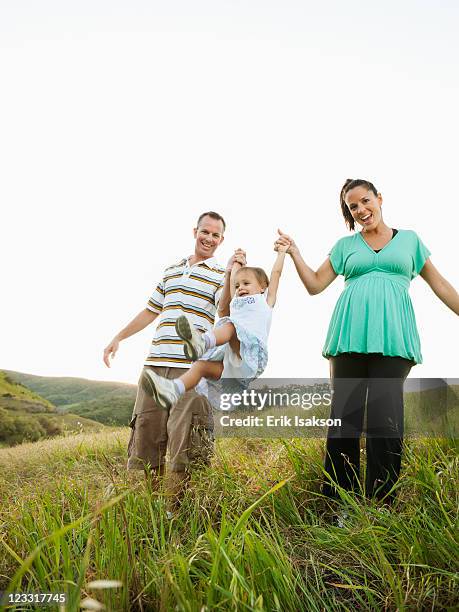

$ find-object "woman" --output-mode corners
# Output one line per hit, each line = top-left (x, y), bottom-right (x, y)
(276, 178), (459, 502)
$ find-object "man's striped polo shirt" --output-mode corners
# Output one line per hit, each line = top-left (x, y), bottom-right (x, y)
(144, 256), (226, 368)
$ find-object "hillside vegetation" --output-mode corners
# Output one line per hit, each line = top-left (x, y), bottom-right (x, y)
(0, 371), (54, 412)
(0, 431), (457, 610)
(0, 371), (105, 447)
(3, 370), (136, 426)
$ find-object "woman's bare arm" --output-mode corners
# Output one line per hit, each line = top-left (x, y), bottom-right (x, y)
(420, 258), (459, 315)
(276, 229), (337, 295)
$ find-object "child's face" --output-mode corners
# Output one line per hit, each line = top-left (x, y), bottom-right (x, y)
(234, 270), (265, 297)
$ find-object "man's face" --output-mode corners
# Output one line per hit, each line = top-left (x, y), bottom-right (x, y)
(193, 215), (225, 259)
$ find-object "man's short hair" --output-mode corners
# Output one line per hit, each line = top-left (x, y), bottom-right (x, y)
(196, 211), (226, 232)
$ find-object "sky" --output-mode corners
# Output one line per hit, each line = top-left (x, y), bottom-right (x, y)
(1, 0), (458, 384)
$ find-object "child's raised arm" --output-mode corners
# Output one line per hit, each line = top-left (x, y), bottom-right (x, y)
(217, 249), (247, 317)
(266, 243), (289, 307)
(229, 260), (242, 299)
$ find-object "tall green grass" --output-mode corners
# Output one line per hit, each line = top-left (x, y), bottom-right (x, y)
(0, 432), (458, 610)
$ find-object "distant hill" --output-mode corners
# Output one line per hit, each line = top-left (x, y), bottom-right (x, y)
(0, 370), (54, 413)
(2, 370), (136, 426)
(0, 371), (104, 447)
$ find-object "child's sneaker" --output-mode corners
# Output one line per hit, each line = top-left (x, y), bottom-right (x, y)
(141, 369), (179, 409)
(175, 315), (206, 361)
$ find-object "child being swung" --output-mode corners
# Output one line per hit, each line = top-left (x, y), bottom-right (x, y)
(141, 240), (290, 408)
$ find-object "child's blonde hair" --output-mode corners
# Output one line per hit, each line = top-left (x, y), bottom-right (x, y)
(235, 266), (269, 289)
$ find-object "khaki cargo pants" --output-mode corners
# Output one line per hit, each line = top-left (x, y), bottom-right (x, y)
(127, 366), (214, 472)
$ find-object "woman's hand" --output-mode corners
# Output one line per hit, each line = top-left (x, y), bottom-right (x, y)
(274, 229), (336, 295)
(276, 241), (290, 254)
(274, 229), (299, 256)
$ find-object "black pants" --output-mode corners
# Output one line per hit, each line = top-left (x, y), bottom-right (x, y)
(323, 353), (414, 501)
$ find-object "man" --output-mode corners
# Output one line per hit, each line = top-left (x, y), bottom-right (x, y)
(103, 211), (242, 510)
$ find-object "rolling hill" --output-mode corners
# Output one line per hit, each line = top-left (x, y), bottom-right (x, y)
(2, 370), (136, 426)
(0, 370), (54, 413)
(0, 371), (105, 447)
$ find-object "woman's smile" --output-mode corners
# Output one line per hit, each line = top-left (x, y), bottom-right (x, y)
(360, 212), (373, 225)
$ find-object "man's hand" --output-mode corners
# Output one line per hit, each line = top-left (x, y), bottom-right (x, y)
(274, 229), (298, 256)
(102, 309), (157, 368)
(103, 337), (120, 368)
(226, 248), (247, 272)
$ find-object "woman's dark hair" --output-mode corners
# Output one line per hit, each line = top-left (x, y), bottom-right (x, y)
(340, 178), (378, 231)
(235, 266), (270, 289)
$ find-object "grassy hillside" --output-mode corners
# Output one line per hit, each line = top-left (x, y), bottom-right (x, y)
(0, 432), (457, 610)
(0, 371), (54, 412)
(3, 370), (136, 426)
(0, 371), (105, 447)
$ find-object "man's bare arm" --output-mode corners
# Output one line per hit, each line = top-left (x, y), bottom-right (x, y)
(103, 308), (158, 367)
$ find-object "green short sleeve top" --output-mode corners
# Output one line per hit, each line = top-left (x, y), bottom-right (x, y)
(322, 229), (431, 364)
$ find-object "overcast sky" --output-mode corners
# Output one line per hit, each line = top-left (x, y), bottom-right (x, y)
(1, 1), (458, 384)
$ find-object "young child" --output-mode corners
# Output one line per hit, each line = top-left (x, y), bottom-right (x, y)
(141, 243), (289, 408)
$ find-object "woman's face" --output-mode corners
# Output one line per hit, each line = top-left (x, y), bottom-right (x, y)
(345, 186), (383, 231)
